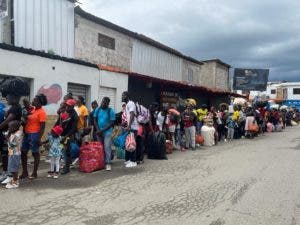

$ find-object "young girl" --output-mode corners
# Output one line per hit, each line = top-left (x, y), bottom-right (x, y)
(5, 121), (23, 189)
(43, 125), (64, 179)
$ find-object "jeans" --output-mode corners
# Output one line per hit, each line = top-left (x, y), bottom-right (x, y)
(50, 156), (60, 172)
(185, 126), (196, 149)
(98, 134), (113, 164)
(227, 128), (234, 140)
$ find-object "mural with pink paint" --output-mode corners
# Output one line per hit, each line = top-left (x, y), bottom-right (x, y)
(38, 84), (62, 104)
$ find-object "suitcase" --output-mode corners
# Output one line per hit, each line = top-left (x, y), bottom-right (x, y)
(79, 142), (105, 173)
(147, 131), (167, 160)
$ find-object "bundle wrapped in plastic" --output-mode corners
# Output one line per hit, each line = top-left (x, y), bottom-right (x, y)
(0, 77), (30, 97)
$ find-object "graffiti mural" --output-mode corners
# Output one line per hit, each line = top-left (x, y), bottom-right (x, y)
(38, 84), (62, 105)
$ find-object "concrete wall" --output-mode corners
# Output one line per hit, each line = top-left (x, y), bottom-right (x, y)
(99, 70), (128, 112)
(182, 60), (201, 85)
(200, 62), (216, 88)
(0, 48), (100, 115)
(215, 64), (229, 90)
(75, 15), (132, 71)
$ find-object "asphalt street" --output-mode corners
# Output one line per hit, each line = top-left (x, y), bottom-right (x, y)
(0, 126), (300, 225)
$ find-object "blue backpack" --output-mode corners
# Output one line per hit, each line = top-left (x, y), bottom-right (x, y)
(0, 103), (5, 123)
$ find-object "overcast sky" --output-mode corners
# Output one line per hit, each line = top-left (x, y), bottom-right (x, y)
(81, 0), (300, 81)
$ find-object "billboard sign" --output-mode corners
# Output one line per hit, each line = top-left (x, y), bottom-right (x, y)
(0, 0), (8, 19)
(233, 68), (269, 91)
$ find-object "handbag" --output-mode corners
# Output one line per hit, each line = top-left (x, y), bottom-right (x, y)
(113, 132), (128, 149)
(125, 132), (136, 152)
(248, 121), (259, 132)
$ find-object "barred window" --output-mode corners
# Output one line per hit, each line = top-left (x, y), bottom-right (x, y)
(98, 33), (115, 50)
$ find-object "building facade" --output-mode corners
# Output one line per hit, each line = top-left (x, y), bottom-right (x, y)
(200, 59), (231, 90)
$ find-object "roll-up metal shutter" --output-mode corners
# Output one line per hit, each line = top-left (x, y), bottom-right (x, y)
(67, 83), (88, 103)
(99, 86), (116, 111)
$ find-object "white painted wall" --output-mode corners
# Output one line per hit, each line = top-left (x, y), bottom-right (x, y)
(286, 85), (300, 100)
(14, 0), (74, 57)
(131, 39), (182, 81)
(99, 70), (128, 112)
(0, 48), (99, 115)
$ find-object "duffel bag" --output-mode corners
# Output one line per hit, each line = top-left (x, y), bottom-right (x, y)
(79, 142), (105, 173)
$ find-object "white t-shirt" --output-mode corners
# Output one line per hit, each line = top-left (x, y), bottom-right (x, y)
(126, 100), (139, 131)
(156, 112), (168, 131)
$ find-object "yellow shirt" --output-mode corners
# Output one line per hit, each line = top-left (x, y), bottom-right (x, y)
(196, 108), (208, 122)
(75, 105), (89, 129)
(232, 111), (240, 121)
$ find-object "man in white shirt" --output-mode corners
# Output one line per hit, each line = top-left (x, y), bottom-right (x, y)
(121, 92), (138, 168)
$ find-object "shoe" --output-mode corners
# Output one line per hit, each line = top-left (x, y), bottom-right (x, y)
(29, 173), (37, 179)
(224, 139), (228, 142)
(1, 176), (13, 185)
(126, 162), (137, 168)
(124, 160), (131, 165)
(137, 161), (144, 165)
(6, 180), (19, 189)
(181, 148), (188, 152)
(0, 172), (7, 182)
(72, 158), (79, 166)
(47, 172), (54, 178)
(61, 169), (70, 175)
(105, 164), (112, 171)
(19, 173), (29, 180)
(53, 173), (59, 179)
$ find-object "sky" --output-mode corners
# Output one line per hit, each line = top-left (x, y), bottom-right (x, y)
(80, 0), (300, 81)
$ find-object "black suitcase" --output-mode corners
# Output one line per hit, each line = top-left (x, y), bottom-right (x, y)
(147, 131), (167, 160)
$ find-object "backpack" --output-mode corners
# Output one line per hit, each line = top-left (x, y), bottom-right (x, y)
(170, 113), (180, 123)
(135, 103), (150, 124)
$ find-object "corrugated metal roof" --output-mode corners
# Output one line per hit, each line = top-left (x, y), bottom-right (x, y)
(75, 6), (203, 66)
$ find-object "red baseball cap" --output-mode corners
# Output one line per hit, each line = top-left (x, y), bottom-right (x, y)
(65, 99), (76, 106)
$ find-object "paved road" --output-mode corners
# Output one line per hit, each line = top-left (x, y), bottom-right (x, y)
(0, 126), (300, 225)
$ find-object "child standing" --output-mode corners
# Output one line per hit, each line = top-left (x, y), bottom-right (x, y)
(226, 113), (236, 141)
(5, 121), (23, 189)
(43, 125), (63, 179)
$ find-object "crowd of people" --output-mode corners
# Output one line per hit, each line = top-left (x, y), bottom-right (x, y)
(0, 90), (299, 189)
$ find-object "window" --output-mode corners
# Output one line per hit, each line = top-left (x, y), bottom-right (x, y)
(293, 88), (300, 95)
(271, 89), (276, 94)
(98, 33), (115, 50)
(188, 68), (193, 83)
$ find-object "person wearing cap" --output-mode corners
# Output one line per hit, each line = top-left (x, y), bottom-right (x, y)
(42, 125), (64, 179)
(55, 99), (78, 174)
(20, 94), (47, 179)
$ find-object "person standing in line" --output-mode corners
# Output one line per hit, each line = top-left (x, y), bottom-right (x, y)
(196, 104), (208, 134)
(226, 113), (235, 141)
(56, 99), (78, 175)
(20, 94), (47, 179)
(42, 125), (64, 179)
(0, 94), (22, 182)
(182, 104), (197, 150)
(74, 96), (89, 145)
(89, 100), (98, 141)
(121, 92), (138, 168)
(94, 97), (115, 171)
(3, 121), (23, 189)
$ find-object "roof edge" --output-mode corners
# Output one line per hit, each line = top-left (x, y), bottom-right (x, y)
(0, 43), (98, 69)
(75, 6), (203, 66)
(202, 59), (231, 68)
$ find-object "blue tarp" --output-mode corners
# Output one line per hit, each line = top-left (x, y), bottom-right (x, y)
(282, 100), (300, 110)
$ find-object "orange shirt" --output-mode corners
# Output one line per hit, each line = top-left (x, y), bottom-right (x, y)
(25, 108), (47, 133)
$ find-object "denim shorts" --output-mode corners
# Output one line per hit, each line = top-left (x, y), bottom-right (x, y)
(8, 155), (21, 173)
(22, 132), (40, 153)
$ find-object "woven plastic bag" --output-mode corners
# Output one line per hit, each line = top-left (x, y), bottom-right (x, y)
(79, 142), (105, 173)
